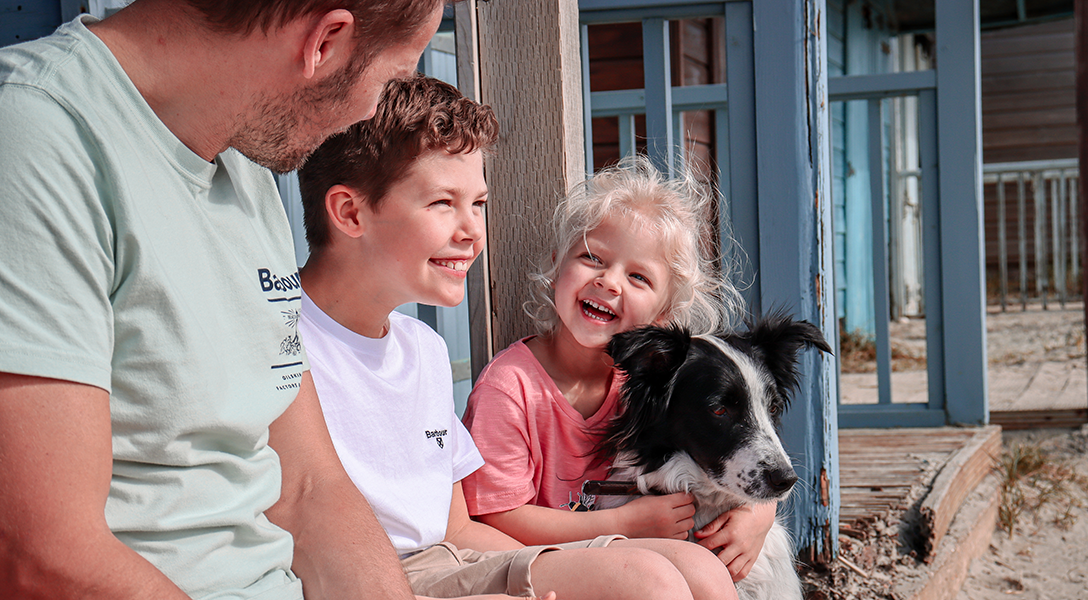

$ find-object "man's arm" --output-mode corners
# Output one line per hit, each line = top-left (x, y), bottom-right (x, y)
(0, 373), (191, 599)
(266, 371), (415, 600)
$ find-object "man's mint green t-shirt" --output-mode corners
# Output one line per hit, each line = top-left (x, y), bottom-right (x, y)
(0, 17), (307, 600)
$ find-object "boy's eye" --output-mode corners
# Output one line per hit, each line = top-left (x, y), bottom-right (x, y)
(430, 199), (453, 207)
(474, 199), (488, 208)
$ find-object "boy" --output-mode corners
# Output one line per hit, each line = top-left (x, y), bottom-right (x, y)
(296, 74), (738, 600)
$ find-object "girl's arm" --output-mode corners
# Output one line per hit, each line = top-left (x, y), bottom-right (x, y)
(693, 500), (778, 582)
(445, 481), (524, 552)
(476, 493), (696, 546)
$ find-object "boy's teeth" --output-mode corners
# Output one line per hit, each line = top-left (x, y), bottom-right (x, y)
(437, 260), (468, 272)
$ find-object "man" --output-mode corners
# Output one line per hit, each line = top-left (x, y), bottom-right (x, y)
(0, 1), (449, 598)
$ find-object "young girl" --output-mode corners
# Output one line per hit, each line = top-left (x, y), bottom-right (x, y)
(462, 155), (778, 583)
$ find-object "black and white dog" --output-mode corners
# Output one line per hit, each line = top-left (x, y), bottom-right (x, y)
(595, 314), (831, 600)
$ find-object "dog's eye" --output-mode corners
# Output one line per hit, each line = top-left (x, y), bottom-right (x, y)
(712, 406), (729, 416)
(768, 404), (780, 415)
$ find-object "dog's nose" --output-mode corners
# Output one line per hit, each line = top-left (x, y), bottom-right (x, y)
(767, 468), (799, 494)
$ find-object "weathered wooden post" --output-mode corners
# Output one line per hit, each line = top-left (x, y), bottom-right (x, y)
(463, 0), (586, 367)
(752, 0), (840, 563)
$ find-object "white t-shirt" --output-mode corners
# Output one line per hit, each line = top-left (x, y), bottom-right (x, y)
(300, 291), (484, 555)
(0, 16), (305, 600)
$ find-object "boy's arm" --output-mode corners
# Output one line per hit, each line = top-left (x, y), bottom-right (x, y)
(444, 481), (524, 552)
(476, 493), (696, 546)
(266, 371), (415, 600)
(0, 373), (191, 599)
(693, 500), (778, 582)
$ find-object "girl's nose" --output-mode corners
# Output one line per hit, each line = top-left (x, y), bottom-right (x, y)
(596, 267), (622, 294)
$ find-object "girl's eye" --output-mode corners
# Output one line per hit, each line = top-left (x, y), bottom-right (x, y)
(582, 253), (601, 264)
(630, 273), (649, 285)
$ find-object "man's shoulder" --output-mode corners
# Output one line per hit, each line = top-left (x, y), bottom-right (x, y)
(1, 18), (97, 98)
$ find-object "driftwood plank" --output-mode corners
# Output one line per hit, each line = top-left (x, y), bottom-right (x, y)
(915, 426), (1001, 561)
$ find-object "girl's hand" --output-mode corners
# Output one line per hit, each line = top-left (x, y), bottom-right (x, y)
(693, 501), (777, 582)
(614, 492), (696, 539)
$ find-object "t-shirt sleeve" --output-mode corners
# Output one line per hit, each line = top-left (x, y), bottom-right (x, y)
(0, 85), (114, 389)
(450, 410), (484, 483)
(461, 380), (539, 516)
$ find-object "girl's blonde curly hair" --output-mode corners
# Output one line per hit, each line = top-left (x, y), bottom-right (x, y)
(524, 154), (745, 337)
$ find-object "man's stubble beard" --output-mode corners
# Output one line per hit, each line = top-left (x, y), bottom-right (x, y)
(230, 54), (366, 174)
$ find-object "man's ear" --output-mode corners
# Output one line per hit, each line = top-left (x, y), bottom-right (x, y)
(325, 184), (368, 239)
(301, 9), (355, 80)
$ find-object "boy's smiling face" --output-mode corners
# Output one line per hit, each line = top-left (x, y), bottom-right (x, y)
(360, 149), (488, 308)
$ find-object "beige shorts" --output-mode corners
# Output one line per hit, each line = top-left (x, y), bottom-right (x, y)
(401, 534), (624, 598)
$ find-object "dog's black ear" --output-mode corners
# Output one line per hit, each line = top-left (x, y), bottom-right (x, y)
(607, 325), (692, 389)
(747, 311), (832, 398)
(602, 325), (692, 456)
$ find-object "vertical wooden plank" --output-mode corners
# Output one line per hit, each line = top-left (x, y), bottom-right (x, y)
(1071, 176), (1080, 282)
(476, 0), (585, 352)
(581, 24), (595, 176)
(919, 89), (946, 412)
(868, 98), (892, 405)
(1018, 173), (1027, 310)
(998, 173), (1007, 311)
(1052, 178), (1063, 305)
(642, 17), (675, 177)
(724, 1), (760, 311)
(936, 0), (987, 425)
(455, 0), (494, 380)
(1078, 0), (1088, 380)
(455, 0), (480, 102)
(1035, 172), (1048, 308)
(619, 114), (637, 158)
(753, 0), (839, 563)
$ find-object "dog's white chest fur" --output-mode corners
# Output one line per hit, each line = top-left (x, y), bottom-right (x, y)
(603, 453), (803, 600)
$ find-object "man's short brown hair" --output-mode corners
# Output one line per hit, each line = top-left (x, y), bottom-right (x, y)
(182, 0), (446, 69)
(298, 74), (499, 251)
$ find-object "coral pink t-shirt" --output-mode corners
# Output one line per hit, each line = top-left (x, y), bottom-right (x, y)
(462, 338), (620, 516)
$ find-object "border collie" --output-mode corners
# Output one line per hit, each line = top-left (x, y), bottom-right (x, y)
(594, 314), (831, 600)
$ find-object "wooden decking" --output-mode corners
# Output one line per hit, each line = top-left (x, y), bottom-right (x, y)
(836, 426), (1002, 600)
(840, 426), (1001, 558)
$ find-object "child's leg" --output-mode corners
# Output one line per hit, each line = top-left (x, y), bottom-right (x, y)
(529, 546), (696, 600)
(609, 538), (739, 600)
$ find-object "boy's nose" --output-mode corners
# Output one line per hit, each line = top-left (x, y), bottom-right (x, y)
(457, 212), (485, 242)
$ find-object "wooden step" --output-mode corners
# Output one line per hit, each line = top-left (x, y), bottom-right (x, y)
(991, 408), (1088, 430)
(913, 425), (1001, 560)
(898, 472), (1002, 600)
